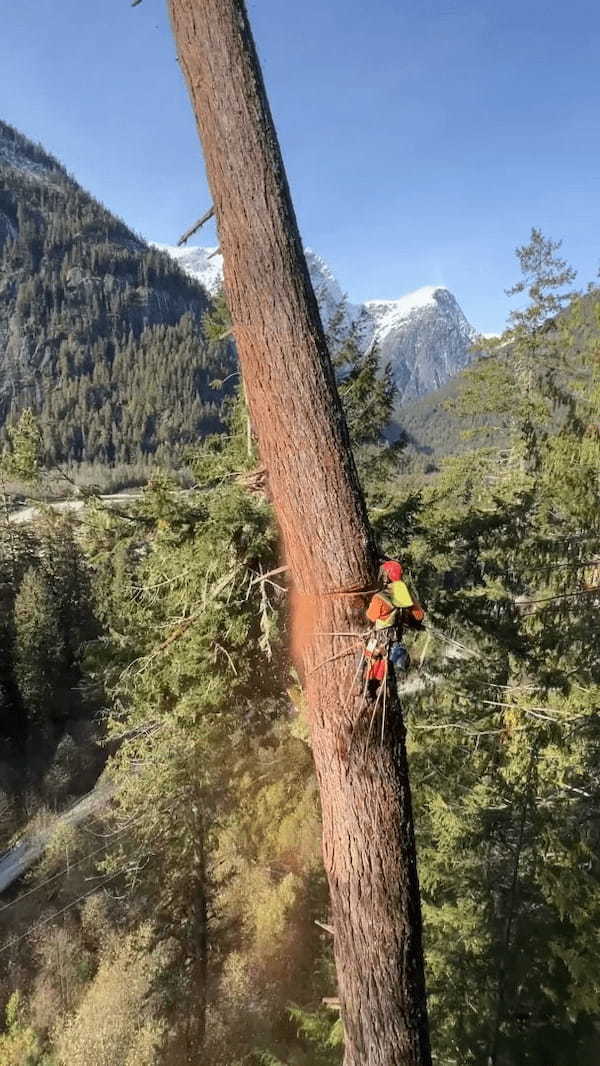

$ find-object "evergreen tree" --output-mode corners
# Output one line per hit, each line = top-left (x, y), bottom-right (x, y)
(2, 223), (600, 1066)
(168, 4), (431, 1063)
(394, 233), (600, 1064)
(14, 566), (65, 731)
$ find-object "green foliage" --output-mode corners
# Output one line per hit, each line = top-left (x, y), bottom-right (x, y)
(0, 121), (233, 469)
(53, 926), (166, 1066)
(288, 1005), (343, 1062)
(13, 566), (65, 726)
(203, 286), (232, 346)
(330, 317), (394, 446)
(396, 236), (600, 1063)
(9, 516), (97, 738)
(506, 227), (577, 333)
(2, 227), (600, 1066)
(0, 410), (43, 483)
(0, 992), (55, 1066)
(448, 229), (580, 454)
(0, 510), (100, 784)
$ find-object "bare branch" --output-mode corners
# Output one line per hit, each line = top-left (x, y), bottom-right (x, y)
(315, 919), (335, 935)
(214, 642), (238, 675)
(177, 205), (215, 246)
(248, 565), (289, 587)
(322, 997), (341, 1010)
(308, 647), (359, 675)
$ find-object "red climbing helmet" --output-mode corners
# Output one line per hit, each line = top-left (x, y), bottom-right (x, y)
(379, 560), (403, 582)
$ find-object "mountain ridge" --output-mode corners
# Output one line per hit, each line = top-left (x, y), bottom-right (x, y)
(0, 119), (232, 468)
(158, 242), (477, 402)
(1, 115), (477, 472)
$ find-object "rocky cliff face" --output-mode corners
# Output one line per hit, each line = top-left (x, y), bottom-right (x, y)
(158, 244), (477, 403)
(360, 286), (475, 400)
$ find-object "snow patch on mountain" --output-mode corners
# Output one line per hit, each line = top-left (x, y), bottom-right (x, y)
(364, 286), (440, 326)
(0, 143), (48, 180)
(0, 126), (64, 182)
(360, 286), (476, 399)
(153, 243), (224, 295)
(154, 244), (353, 332)
(304, 249), (359, 333)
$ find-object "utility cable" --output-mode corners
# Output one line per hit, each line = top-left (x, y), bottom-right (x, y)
(0, 822), (134, 917)
(0, 871), (122, 955)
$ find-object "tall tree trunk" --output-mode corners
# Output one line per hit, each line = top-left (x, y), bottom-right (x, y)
(167, 3), (431, 1063)
(487, 742), (538, 1066)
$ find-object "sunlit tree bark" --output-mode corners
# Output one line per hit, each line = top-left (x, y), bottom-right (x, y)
(167, 3), (431, 1062)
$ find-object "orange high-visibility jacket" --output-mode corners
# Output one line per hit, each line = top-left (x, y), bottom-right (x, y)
(366, 580), (414, 629)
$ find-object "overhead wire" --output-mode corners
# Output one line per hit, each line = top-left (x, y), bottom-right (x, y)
(0, 871), (122, 955)
(0, 821), (138, 917)
(519, 584), (600, 606)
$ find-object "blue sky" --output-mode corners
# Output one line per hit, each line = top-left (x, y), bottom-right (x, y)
(2, 0), (600, 332)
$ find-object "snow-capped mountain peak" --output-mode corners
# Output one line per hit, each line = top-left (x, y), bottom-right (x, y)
(361, 286), (475, 399)
(153, 243), (224, 295)
(365, 285), (445, 321)
(303, 248), (360, 333)
(156, 243), (477, 402)
(304, 248), (344, 298)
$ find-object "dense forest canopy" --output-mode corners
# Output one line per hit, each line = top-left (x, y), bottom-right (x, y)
(0, 217), (599, 1064)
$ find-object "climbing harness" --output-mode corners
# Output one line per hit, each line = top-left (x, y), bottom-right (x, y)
(343, 559), (427, 755)
(362, 558), (425, 695)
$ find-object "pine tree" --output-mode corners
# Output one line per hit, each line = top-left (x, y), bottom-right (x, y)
(13, 567), (65, 732)
(394, 234), (600, 1064)
(167, 2), (431, 1062)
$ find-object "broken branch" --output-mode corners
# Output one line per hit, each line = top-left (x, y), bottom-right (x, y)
(315, 919), (335, 935)
(248, 565), (289, 587)
(322, 997), (341, 1010)
(177, 206), (215, 246)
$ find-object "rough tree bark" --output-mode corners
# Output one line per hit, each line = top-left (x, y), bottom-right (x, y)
(167, 2), (432, 1063)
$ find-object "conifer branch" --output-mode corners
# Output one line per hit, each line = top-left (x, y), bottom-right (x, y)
(120, 569), (238, 678)
(519, 584), (600, 608)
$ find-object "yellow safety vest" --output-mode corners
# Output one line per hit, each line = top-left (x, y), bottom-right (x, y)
(373, 580), (414, 629)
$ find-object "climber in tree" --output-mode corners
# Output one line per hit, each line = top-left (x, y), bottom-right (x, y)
(364, 560), (425, 697)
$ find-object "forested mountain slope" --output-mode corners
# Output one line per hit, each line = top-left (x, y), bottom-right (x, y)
(0, 118), (482, 480)
(2, 133), (600, 1066)
(3, 251), (600, 1065)
(0, 121), (233, 468)
(396, 282), (600, 466)
(163, 242), (478, 402)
